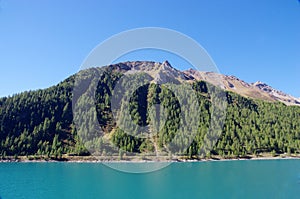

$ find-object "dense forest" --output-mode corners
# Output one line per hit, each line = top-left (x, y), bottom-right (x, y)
(0, 64), (300, 160)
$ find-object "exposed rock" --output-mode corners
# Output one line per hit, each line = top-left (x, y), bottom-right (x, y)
(102, 61), (299, 106)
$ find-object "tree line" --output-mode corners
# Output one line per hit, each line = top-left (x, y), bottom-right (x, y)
(0, 66), (299, 159)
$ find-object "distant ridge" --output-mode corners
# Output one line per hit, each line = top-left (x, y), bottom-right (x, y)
(183, 68), (300, 106)
(104, 61), (299, 106)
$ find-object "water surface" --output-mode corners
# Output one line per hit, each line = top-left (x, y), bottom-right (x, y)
(0, 160), (300, 199)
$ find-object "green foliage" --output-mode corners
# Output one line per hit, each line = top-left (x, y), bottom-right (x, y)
(0, 76), (75, 157)
(0, 67), (300, 159)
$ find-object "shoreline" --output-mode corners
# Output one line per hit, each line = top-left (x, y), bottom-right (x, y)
(1, 154), (300, 163)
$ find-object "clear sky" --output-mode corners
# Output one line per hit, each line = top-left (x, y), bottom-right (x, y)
(0, 0), (299, 97)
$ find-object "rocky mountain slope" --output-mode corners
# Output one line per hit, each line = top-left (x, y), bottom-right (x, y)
(111, 60), (300, 106)
(183, 69), (300, 106)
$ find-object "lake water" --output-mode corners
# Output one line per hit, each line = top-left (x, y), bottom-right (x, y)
(0, 160), (300, 199)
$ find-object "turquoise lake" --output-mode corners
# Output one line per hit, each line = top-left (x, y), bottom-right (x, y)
(0, 160), (300, 199)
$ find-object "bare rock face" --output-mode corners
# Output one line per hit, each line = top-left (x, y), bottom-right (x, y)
(105, 61), (300, 106)
(251, 81), (300, 105)
(183, 69), (300, 106)
(117, 60), (193, 84)
(153, 61), (193, 84)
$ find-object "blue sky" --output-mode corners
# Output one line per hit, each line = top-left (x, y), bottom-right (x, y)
(0, 0), (299, 97)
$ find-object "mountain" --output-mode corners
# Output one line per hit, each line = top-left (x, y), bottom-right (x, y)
(105, 60), (300, 106)
(183, 69), (300, 106)
(251, 81), (300, 106)
(0, 61), (300, 161)
(116, 60), (194, 84)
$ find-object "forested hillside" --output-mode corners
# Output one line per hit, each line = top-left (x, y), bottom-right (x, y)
(0, 63), (300, 160)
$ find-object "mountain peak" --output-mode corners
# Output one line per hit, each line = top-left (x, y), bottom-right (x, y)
(102, 61), (300, 106)
(253, 81), (268, 87)
(162, 60), (171, 67)
(250, 81), (300, 105)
